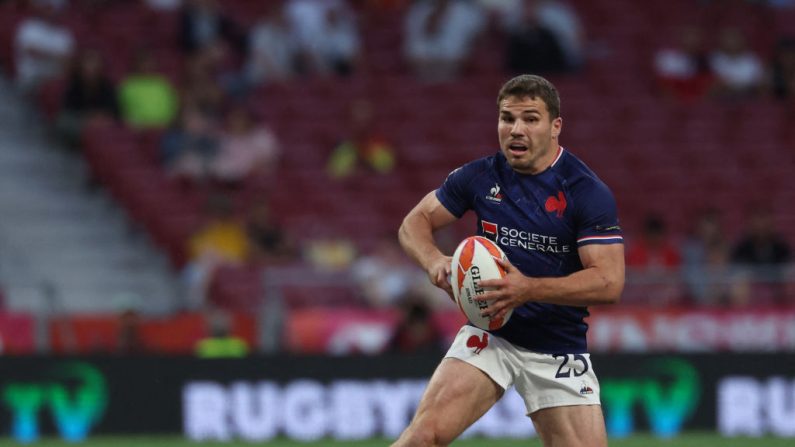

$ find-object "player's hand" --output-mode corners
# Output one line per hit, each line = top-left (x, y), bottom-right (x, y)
(426, 255), (454, 301)
(476, 258), (531, 320)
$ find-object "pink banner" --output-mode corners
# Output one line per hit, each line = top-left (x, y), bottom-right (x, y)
(0, 312), (36, 354)
(286, 306), (795, 354)
(286, 308), (401, 354)
(587, 307), (795, 352)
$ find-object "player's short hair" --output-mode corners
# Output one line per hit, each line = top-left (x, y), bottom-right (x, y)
(497, 74), (561, 119)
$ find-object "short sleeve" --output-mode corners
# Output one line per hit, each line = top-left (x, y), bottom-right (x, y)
(435, 161), (482, 218)
(574, 180), (624, 247)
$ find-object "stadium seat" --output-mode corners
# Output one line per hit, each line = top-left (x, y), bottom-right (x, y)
(208, 264), (264, 311)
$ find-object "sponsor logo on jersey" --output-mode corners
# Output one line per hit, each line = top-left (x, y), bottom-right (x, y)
(481, 220), (571, 254)
(545, 191), (567, 218)
(580, 382), (594, 395)
(481, 220), (499, 240)
(486, 183), (503, 203)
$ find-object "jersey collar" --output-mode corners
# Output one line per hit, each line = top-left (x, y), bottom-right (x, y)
(549, 146), (565, 169)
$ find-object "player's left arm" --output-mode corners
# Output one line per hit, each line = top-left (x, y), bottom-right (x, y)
(478, 243), (624, 319)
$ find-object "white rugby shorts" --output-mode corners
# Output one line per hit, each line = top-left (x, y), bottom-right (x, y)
(444, 325), (601, 415)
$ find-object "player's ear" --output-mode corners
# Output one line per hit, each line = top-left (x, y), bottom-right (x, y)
(552, 117), (562, 138)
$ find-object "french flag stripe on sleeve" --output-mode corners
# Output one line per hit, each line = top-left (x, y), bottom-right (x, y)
(577, 235), (624, 244)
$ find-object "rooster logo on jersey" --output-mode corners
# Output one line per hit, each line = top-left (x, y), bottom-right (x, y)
(545, 191), (567, 217)
(486, 183), (503, 203)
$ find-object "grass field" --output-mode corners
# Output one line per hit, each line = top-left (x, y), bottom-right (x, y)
(6, 433), (792, 447)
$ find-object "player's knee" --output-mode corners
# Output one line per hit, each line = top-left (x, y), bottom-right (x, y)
(400, 420), (456, 447)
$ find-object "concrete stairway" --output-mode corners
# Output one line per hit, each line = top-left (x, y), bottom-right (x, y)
(0, 77), (182, 316)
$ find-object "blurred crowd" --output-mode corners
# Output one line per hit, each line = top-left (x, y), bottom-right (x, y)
(653, 24), (795, 101)
(2, 0), (794, 355)
(627, 208), (791, 308)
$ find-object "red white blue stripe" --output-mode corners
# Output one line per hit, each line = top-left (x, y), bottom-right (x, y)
(577, 235), (624, 244)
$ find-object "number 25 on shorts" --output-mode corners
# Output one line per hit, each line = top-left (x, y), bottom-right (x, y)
(553, 354), (590, 378)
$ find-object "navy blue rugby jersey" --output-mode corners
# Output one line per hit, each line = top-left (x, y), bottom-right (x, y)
(436, 147), (623, 354)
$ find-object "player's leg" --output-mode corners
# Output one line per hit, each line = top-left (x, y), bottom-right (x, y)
(512, 349), (606, 447)
(530, 404), (607, 447)
(391, 358), (504, 447)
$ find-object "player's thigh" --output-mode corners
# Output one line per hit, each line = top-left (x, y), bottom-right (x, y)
(409, 357), (504, 437)
(530, 404), (607, 447)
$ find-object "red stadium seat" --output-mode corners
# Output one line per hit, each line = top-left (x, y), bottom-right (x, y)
(208, 265), (264, 311)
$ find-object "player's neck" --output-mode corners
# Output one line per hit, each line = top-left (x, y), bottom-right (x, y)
(526, 144), (562, 175)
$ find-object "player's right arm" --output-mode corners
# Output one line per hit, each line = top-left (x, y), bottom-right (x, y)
(398, 191), (459, 297)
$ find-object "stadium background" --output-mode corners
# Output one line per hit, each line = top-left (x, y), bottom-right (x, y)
(0, 0), (794, 445)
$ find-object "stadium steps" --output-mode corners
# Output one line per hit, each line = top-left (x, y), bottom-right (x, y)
(0, 76), (182, 316)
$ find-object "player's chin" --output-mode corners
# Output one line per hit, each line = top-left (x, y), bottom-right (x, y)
(504, 154), (531, 171)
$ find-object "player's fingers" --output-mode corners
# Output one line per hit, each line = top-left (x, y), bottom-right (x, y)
(476, 290), (499, 303)
(438, 270), (452, 288)
(494, 257), (513, 271)
(477, 278), (503, 289)
(436, 270), (453, 291)
(481, 302), (503, 318)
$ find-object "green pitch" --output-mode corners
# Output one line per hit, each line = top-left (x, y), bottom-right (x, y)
(5, 433), (792, 447)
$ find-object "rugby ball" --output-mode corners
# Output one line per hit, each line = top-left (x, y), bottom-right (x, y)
(451, 236), (511, 330)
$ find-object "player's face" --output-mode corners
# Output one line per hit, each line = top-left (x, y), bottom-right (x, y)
(498, 95), (562, 175)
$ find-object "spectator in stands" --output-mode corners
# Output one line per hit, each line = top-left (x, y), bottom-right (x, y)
(495, 0), (584, 71)
(681, 209), (731, 305)
(246, 201), (297, 264)
(116, 308), (145, 355)
(145, 0), (182, 11)
(195, 309), (249, 358)
(178, 0), (245, 56)
(770, 37), (795, 100)
(534, 0), (585, 70)
(327, 98), (395, 179)
(189, 195), (250, 263)
(180, 47), (227, 117)
(304, 236), (357, 271)
(627, 215), (682, 269)
(183, 195), (249, 309)
(503, 1), (568, 75)
(653, 26), (714, 101)
(243, 3), (301, 87)
(403, 0), (485, 81)
(118, 50), (180, 129)
(13, 2), (74, 93)
(56, 50), (118, 148)
(732, 207), (791, 266)
(730, 206), (791, 305)
(286, 0), (362, 77)
(211, 105), (281, 185)
(709, 28), (765, 99)
(160, 106), (219, 182)
(314, 1), (361, 76)
(351, 235), (423, 308)
(626, 214), (682, 305)
(387, 292), (444, 354)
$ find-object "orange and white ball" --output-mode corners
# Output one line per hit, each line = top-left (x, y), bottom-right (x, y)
(451, 236), (511, 330)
